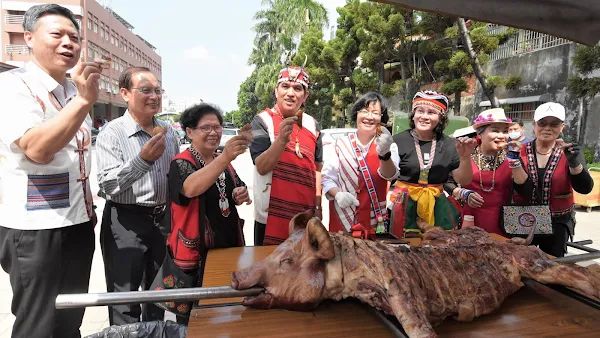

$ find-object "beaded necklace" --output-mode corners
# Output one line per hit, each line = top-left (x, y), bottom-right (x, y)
(189, 146), (230, 217)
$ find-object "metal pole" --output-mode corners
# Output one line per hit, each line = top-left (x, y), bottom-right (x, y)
(56, 286), (263, 309)
(550, 251), (600, 264)
(566, 241), (598, 253)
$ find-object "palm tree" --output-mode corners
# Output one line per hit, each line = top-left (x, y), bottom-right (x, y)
(249, 0), (329, 67)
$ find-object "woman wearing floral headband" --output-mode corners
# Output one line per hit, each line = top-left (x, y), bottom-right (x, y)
(445, 108), (531, 235)
(388, 90), (477, 237)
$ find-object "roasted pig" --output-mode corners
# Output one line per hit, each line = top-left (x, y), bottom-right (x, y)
(232, 211), (600, 338)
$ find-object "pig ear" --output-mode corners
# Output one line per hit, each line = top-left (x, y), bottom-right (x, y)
(305, 217), (335, 260)
(289, 209), (315, 236)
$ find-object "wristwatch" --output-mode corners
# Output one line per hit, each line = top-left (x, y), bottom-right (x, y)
(314, 206), (322, 210)
(378, 152), (392, 161)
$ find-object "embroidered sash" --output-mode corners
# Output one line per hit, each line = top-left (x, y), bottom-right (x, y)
(349, 134), (386, 227)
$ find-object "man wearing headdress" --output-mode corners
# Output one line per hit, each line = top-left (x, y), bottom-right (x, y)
(250, 65), (323, 245)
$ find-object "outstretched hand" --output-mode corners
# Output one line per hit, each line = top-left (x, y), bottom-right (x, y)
(455, 137), (477, 158)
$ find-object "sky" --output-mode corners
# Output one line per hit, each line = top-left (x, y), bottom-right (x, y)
(109, 0), (348, 113)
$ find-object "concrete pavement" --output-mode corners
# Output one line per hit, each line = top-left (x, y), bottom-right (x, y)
(0, 146), (598, 336)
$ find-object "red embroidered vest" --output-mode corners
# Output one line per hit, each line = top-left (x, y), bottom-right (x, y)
(513, 143), (574, 217)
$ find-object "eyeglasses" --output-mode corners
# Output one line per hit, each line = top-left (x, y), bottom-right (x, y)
(131, 87), (165, 95)
(193, 125), (224, 133)
(358, 110), (382, 117)
(536, 120), (562, 128)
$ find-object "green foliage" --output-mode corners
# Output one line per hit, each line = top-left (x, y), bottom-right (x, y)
(572, 45), (600, 74)
(444, 26), (458, 39)
(223, 110), (243, 128)
(568, 45), (600, 99)
(504, 75), (522, 91)
(584, 149), (596, 164)
(338, 87), (354, 106)
(381, 80), (403, 98)
(237, 1), (518, 127)
(353, 2), (407, 72)
(448, 51), (471, 73)
(487, 75), (505, 91)
(440, 78), (468, 94)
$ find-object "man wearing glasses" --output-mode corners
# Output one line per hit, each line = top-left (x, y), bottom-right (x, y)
(96, 66), (179, 325)
(250, 65), (324, 245)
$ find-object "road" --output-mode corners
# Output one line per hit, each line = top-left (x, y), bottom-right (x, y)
(0, 145), (598, 336)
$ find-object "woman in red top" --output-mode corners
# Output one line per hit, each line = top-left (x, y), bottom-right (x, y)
(513, 102), (593, 257)
(168, 103), (252, 275)
(321, 92), (397, 235)
(447, 108), (530, 235)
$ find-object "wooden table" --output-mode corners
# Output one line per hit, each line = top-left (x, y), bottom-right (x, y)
(187, 235), (600, 338)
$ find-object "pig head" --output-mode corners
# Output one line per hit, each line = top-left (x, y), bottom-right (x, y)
(231, 210), (336, 311)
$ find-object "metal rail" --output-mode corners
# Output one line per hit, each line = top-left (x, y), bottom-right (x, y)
(567, 241), (598, 253)
(551, 251), (600, 264)
(55, 286), (263, 309)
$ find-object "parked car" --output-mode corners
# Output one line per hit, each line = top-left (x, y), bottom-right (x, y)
(176, 129), (189, 145)
(217, 127), (239, 152)
(91, 127), (100, 145)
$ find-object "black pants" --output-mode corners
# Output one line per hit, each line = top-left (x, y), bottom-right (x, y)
(532, 219), (571, 258)
(0, 222), (94, 338)
(101, 203), (167, 325)
(254, 221), (266, 246)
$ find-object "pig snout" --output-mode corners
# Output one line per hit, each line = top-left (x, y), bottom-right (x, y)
(231, 264), (264, 290)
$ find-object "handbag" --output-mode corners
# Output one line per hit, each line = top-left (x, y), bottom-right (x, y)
(501, 183), (553, 237)
(150, 193), (207, 317)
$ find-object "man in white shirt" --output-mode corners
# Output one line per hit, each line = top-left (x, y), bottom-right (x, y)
(0, 4), (102, 337)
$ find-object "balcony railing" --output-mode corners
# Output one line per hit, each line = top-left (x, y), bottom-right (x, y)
(488, 25), (571, 61)
(5, 44), (29, 55)
(5, 14), (24, 25)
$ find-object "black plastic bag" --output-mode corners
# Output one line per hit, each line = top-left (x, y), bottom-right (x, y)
(85, 320), (187, 338)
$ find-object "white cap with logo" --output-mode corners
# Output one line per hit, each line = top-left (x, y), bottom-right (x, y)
(534, 102), (565, 122)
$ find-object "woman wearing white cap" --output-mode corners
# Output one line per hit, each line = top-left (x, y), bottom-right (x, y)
(513, 102), (593, 257)
(446, 108), (531, 235)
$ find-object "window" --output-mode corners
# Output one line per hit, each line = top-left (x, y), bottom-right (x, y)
(93, 17), (98, 33)
(100, 23), (104, 37)
(87, 17), (92, 30)
(504, 102), (542, 121)
(105, 28), (109, 41)
(110, 32), (114, 45)
(88, 47), (94, 59)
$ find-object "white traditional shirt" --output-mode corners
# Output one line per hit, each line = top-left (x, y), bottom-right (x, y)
(0, 62), (93, 230)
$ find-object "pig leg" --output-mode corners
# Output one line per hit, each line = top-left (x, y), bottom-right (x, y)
(521, 263), (600, 300)
(386, 278), (438, 338)
(387, 293), (438, 338)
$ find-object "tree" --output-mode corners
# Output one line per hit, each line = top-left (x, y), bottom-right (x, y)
(454, 18), (521, 114)
(224, 110), (242, 127)
(567, 45), (600, 150)
(235, 0), (329, 126)
(236, 72), (261, 127)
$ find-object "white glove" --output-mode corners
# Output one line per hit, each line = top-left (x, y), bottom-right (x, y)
(335, 191), (360, 209)
(376, 127), (393, 156)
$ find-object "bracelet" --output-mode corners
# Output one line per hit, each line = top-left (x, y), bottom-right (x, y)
(508, 158), (522, 169)
(570, 163), (583, 171)
(506, 151), (520, 160)
(458, 188), (474, 202)
(378, 152), (392, 161)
